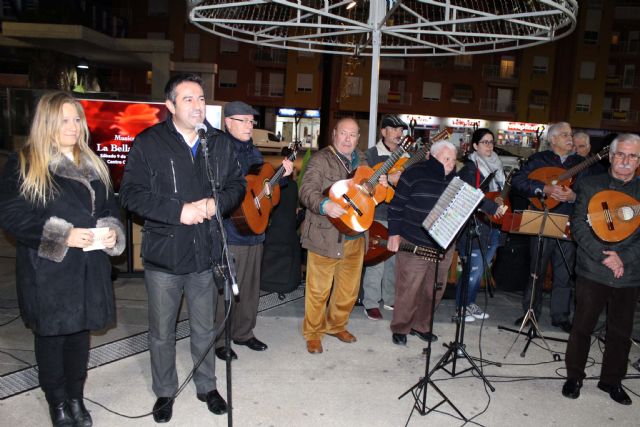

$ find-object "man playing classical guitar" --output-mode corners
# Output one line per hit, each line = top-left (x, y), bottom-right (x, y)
(214, 101), (293, 360)
(562, 133), (640, 405)
(299, 118), (387, 354)
(511, 121), (586, 333)
(361, 115), (409, 321)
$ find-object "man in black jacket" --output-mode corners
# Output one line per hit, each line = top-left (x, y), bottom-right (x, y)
(511, 121), (585, 332)
(562, 133), (640, 405)
(120, 74), (245, 423)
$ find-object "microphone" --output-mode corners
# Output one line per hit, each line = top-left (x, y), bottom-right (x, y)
(534, 188), (546, 200)
(195, 122), (207, 143)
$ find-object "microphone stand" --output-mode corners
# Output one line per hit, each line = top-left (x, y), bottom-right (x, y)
(200, 129), (237, 427)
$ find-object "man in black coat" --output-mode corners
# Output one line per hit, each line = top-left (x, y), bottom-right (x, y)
(562, 133), (640, 405)
(120, 74), (245, 423)
(511, 121), (586, 332)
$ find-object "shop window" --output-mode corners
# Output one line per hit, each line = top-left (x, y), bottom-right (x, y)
(219, 69), (237, 88)
(422, 82), (441, 101)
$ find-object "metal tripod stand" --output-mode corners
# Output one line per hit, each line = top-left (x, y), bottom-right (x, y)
(430, 216), (500, 390)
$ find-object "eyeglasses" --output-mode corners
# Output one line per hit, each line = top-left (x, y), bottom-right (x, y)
(478, 139), (494, 145)
(229, 118), (257, 126)
(557, 132), (573, 139)
(612, 151), (640, 161)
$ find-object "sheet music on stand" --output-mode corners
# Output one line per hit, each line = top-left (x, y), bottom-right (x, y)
(422, 176), (485, 249)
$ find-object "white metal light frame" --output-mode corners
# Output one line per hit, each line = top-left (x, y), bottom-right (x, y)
(188, 0), (578, 57)
(188, 0), (578, 146)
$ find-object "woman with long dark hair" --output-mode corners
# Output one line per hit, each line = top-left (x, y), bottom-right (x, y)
(455, 128), (505, 321)
(0, 91), (125, 426)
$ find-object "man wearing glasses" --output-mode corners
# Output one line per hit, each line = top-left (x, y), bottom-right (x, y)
(511, 121), (587, 333)
(214, 101), (293, 360)
(562, 133), (640, 405)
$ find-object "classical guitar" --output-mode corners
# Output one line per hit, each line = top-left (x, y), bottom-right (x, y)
(375, 128), (451, 203)
(231, 141), (301, 235)
(587, 190), (640, 242)
(485, 167), (518, 225)
(327, 136), (414, 235)
(527, 146), (609, 210)
(364, 221), (442, 265)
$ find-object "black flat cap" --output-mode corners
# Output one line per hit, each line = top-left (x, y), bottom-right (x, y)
(380, 115), (408, 129)
(224, 101), (259, 117)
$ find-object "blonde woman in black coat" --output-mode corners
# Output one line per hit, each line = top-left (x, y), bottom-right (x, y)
(0, 92), (125, 426)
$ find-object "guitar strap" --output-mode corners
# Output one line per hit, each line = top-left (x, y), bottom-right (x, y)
(328, 145), (353, 175)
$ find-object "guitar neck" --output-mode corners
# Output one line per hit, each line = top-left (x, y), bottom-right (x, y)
(267, 150), (298, 189)
(367, 146), (408, 187)
(558, 149), (608, 181)
(403, 145), (429, 170)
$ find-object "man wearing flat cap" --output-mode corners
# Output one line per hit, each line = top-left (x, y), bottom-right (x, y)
(214, 101), (293, 360)
(361, 115), (409, 321)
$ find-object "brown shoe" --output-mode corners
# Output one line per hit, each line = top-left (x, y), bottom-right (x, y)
(330, 330), (357, 343)
(306, 339), (323, 354)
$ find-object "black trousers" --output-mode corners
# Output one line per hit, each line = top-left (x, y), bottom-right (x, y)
(523, 236), (575, 322)
(34, 330), (90, 405)
(565, 276), (639, 385)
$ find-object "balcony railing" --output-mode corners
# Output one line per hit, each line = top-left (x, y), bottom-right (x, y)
(479, 98), (517, 114)
(610, 40), (640, 55)
(602, 109), (639, 122)
(246, 84), (284, 98)
(605, 74), (640, 89)
(481, 65), (519, 82)
(251, 50), (288, 65)
(378, 91), (412, 105)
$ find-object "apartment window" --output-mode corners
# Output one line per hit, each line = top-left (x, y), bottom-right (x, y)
(622, 65), (635, 87)
(148, 0), (168, 16)
(219, 69), (237, 88)
(452, 84), (473, 103)
(500, 56), (515, 78)
(184, 33), (200, 60)
(584, 9), (601, 44)
(220, 38), (239, 53)
(296, 73), (313, 92)
(620, 97), (631, 111)
(379, 79), (391, 96)
(253, 72), (262, 96)
(269, 72), (284, 96)
(422, 82), (441, 101)
(345, 76), (363, 96)
(380, 58), (405, 71)
(147, 32), (165, 40)
(454, 55), (473, 68)
(580, 61), (596, 80)
(576, 93), (592, 112)
(532, 56), (549, 74)
(529, 90), (549, 110)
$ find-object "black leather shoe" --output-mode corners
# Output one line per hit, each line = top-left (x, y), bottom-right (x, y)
(197, 389), (228, 415)
(233, 337), (268, 351)
(561, 378), (582, 399)
(551, 320), (573, 333)
(68, 398), (93, 427)
(152, 397), (174, 423)
(597, 382), (632, 405)
(48, 401), (74, 427)
(392, 333), (407, 346)
(215, 346), (238, 361)
(410, 329), (438, 342)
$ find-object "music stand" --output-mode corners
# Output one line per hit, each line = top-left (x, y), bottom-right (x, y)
(499, 208), (568, 358)
(430, 215), (500, 391)
(398, 177), (485, 420)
